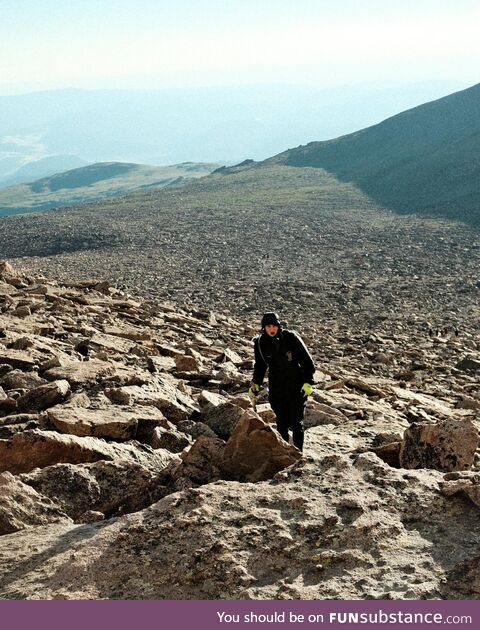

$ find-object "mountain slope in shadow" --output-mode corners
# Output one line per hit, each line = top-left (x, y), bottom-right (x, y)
(267, 83), (480, 225)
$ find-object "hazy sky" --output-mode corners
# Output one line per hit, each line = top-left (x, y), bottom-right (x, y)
(1, 0), (479, 95)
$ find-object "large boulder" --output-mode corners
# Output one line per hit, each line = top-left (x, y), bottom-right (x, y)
(21, 460), (161, 521)
(179, 435), (226, 485)
(400, 419), (479, 472)
(200, 401), (244, 439)
(0, 429), (177, 474)
(151, 425), (192, 452)
(16, 380), (70, 412)
(221, 410), (302, 482)
(47, 405), (164, 441)
(0, 472), (71, 534)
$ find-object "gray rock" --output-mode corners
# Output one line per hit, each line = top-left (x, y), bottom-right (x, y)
(400, 419), (479, 472)
(151, 426), (192, 453)
(0, 429), (177, 474)
(44, 360), (116, 388)
(200, 401), (244, 439)
(16, 380), (70, 412)
(0, 472), (71, 534)
(21, 460), (161, 521)
(0, 369), (47, 391)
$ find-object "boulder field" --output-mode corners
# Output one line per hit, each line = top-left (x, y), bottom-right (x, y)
(0, 261), (479, 599)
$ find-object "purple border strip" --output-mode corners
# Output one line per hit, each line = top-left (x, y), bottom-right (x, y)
(0, 600), (479, 630)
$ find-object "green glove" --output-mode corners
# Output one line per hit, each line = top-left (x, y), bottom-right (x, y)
(248, 383), (260, 402)
(301, 383), (313, 397)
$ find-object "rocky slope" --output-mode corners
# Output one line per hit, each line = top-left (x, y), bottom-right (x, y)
(0, 261), (479, 600)
(3, 164), (479, 346)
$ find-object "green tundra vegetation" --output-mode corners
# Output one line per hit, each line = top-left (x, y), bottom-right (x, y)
(0, 161), (220, 217)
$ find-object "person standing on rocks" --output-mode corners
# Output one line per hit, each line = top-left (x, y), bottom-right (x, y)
(249, 312), (315, 452)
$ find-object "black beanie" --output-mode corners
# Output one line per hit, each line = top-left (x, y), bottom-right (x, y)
(261, 312), (281, 328)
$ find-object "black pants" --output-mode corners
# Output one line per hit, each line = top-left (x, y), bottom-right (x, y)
(269, 391), (305, 451)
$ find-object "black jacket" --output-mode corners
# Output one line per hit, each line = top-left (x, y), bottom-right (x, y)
(252, 329), (315, 396)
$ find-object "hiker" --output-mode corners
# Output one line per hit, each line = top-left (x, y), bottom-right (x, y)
(248, 312), (315, 452)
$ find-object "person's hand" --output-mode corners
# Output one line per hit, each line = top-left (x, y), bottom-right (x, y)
(248, 383), (260, 402)
(301, 383), (313, 397)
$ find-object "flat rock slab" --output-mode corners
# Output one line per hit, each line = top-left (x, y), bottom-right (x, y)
(0, 429), (176, 474)
(89, 332), (136, 354)
(304, 401), (348, 428)
(392, 387), (456, 418)
(102, 325), (152, 342)
(147, 355), (176, 372)
(48, 405), (165, 440)
(44, 360), (115, 387)
(198, 390), (227, 408)
(0, 350), (37, 371)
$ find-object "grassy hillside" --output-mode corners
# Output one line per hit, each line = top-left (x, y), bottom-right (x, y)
(0, 161), (220, 216)
(268, 83), (480, 225)
(0, 155), (89, 187)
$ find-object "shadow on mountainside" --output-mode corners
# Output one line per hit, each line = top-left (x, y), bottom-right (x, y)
(272, 83), (480, 227)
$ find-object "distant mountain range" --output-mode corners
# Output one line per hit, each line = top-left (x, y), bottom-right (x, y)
(0, 161), (220, 217)
(0, 81), (468, 175)
(1, 83), (478, 225)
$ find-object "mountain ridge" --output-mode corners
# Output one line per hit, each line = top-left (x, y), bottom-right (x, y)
(266, 82), (480, 224)
(0, 81), (469, 168)
(0, 161), (221, 217)
(0, 155), (89, 188)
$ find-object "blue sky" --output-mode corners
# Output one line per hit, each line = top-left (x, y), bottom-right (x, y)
(1, 0), (479, 94)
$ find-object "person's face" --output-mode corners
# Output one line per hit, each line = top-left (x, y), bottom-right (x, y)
(265, 324), (279, 337)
